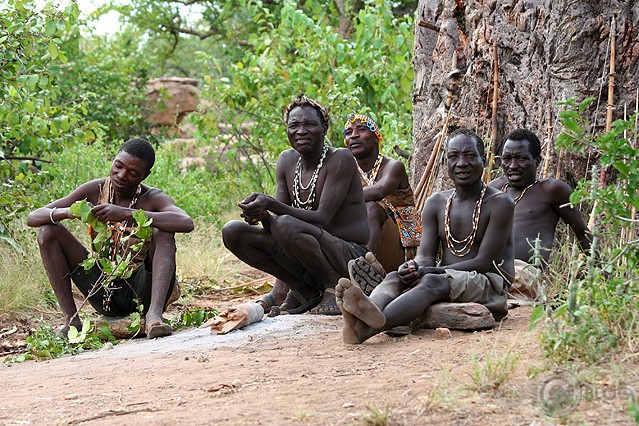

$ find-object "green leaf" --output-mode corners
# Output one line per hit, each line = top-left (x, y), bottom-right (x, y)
(67, 326), (81, 344)
(529, 304), (545, 331)
(48, 42), (58, 60)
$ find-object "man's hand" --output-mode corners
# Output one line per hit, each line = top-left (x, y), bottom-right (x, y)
(238, 193), (270, 224)
(241, 210), (268, 225)
(398, 260), (421, 286)
(91, 203), (131, 223)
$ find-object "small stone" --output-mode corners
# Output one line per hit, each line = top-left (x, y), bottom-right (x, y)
(197, 354), (209, 363)
(342, 402), (355, 408)
(64, 394), (79, 400)
(102, 342), (114, 350)
(231, 379), (243, 387)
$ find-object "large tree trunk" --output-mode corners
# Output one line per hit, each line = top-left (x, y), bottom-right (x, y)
(412, 0), (639, 194)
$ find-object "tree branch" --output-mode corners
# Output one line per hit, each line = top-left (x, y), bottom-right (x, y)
(3, 156), (51, 163)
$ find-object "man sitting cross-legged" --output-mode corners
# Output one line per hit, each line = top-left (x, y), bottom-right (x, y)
(343, 113), (420, 280)
(489, 128), (592, 301)
(28, 138), (194, 338)
(336, 128), (514, 344)
(222, 95), (369, 316)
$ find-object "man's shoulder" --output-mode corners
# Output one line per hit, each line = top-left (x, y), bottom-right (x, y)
(488, 176), (507, 189)
(330, 146), (354, 158)
(380, 155), (407, 173)
(538, 178), (573, 201)
(485, 185), (515, 207)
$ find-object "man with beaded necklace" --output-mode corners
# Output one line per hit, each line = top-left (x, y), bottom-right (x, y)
(489, 128), (591, 301)
(334, 128), (514, 344)
(343, 113), (417, 275)
(222, 95), (369, 316)
(28, 138), (194, 338)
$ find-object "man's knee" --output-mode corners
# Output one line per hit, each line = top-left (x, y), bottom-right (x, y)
(270, 215), (301, 240)
(36, 224), (61, 248)
(415, 273), (449, 300)
(222, 220), (247, 249)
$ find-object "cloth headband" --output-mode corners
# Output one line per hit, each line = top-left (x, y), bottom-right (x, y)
(343, 113), (383, 148)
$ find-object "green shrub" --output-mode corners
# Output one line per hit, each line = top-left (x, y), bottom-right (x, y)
(533, 98), (639, 363)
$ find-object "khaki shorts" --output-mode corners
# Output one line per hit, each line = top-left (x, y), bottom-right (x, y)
(445, 269), (508, 321)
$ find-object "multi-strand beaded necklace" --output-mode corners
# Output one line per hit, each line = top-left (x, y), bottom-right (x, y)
(444, 184), (487, 257)
(357, 154), (384, 186)
(102, 182), (142, 312)
(500, 180), (538, 205)
(292, 144), (329, 210)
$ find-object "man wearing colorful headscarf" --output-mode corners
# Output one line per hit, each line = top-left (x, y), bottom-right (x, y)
(343, 113), (421, 293)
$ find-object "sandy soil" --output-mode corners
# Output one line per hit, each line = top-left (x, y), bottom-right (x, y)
(0, 281), (636, 425)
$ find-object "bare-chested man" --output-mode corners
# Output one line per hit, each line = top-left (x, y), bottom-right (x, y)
(336, 128), (514, 344)
(222, 95), (369, 315)
(489, 128), (591, 300)
(28, 138), (194, 338)
(343, 113), (418, 275)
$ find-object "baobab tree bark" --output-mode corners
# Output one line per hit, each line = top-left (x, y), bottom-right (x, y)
(412, 0), (639, 193)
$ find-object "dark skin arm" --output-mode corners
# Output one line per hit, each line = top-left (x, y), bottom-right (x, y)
(397, 193), (443, 285)
(92, 188), (194, 233)
(28, 180), (194, 233)
(27, 180), (102, 227)
(362, 159), (407, 202)
(239, 149), (358, 229)
(546, 179), (592, 254)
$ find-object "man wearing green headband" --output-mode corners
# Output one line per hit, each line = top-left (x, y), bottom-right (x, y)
(343, 113), (420, 282)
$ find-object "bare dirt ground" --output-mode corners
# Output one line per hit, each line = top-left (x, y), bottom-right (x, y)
(0, 272), (637, 425)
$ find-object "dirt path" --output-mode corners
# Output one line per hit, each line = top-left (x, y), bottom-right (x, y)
(0, 299), (634, 425)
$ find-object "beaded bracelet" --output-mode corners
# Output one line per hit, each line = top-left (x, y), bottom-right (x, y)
(49, 207), (59, 224)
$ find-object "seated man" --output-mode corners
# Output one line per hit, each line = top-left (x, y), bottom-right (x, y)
(489, 128), (592, 301)
(343, 113), (420, 275)
(28, 138), (194, 338)
(336, 128), (514, 344)
(222, 95), (369, 315)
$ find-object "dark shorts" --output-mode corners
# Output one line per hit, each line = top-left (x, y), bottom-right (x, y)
(69, 256), (176, 317)
(270, 229), (367, 292)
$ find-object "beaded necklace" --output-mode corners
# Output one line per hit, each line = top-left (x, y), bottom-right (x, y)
(444, 183), (487, 257)
(500, 180), (538, 205)
(358, 154), (384, 186)
(102, 182), (142, 312)
(292, 144), (329, 210)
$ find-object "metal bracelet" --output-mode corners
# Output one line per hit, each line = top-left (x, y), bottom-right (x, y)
(49, 207), (59, 224)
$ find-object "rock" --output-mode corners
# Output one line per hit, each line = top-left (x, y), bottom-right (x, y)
(146, 77), (200, 127)
(435, 327), (452, 338)
(413, 302), (496, 330)
(98, 316), (145, 339)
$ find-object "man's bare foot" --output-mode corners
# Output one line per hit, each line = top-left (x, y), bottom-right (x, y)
(336, 278), (385, 329)
(57, 317), (82, 339)
(145, 314), (173, 339)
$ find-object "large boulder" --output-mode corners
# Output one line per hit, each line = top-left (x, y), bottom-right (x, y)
(146, 77), (200, 127)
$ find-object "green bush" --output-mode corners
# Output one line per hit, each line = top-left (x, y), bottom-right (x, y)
(533, 98), (639, 363)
